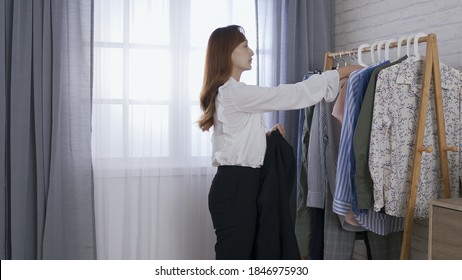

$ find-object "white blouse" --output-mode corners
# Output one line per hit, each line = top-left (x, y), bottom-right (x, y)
(211, 70), (340, 168)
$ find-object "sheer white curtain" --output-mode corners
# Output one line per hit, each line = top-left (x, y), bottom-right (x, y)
(92, 0), (256, 259)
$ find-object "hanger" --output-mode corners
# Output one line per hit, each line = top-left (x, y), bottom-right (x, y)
(351, 51), (359, 65)
(339, 53), (347, 67)
(346, 50), (357, 65)
(413, 32), (427, 60)
(406, 34), (415, 57)
(370, 41), (379, 64)
(397, 35), (407, 58)
(385, 38), (398, 60)
(357, 43), (370, 67)
(377, 40), (387, 61)
(333, 54), (340, 69)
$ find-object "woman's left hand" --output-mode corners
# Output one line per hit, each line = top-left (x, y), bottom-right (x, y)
(267, 123), (285, 137)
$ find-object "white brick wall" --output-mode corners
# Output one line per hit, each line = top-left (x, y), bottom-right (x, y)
(334, 0), (462, 69)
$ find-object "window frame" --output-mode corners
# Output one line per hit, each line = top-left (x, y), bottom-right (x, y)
(92, 0), (256, 171)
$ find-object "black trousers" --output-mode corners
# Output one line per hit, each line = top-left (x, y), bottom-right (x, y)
(208, 165), (261, 260)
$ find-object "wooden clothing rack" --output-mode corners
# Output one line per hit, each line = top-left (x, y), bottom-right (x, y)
(323, 33), (457, 260)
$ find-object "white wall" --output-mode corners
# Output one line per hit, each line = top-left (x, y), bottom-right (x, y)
(334, 0), (462, 70)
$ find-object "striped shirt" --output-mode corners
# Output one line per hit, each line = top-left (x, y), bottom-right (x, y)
(333, 61), (404, 235)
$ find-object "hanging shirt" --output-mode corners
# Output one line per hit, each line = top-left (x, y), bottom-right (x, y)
(306, 102), (324, 208)
(354, 55), (408, 210)
(307, 78), (348, 208)
(333, 62), (404, 235)
(295, 104), (315, 258)
(212, 71), (339, 168)
(307, 78), (365, 232)
(334, 63), (387, 216)
(369, 57), (461, 218)
(332, 78), (349, 123)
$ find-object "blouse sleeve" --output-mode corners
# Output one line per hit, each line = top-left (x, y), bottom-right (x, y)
(228, 70), (339, 113)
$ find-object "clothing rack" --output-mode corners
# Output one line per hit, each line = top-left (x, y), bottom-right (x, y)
(324, 36), (428, 70)
(323, 33), (456, 259)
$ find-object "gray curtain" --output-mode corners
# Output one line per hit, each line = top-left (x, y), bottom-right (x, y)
(255, 0), (333, 148)
(1, 0), (95, 259)
(255, 0), (334, 256)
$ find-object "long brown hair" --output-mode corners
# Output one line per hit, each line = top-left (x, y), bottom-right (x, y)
(198, 25), (246, 131)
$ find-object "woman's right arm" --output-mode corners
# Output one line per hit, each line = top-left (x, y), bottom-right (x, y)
(229, 71), (339, 113)
(227, 65), (362, 114)
(337, 65), (363, 80)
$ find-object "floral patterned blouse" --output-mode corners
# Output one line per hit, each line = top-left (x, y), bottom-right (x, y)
(369, 57), (461, 219)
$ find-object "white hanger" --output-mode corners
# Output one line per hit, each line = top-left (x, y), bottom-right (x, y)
(377, 40), (387, 61)
(413, 32), (427, 60)
(397, 35), (407, 58)
(406, 34), (415, 57)
(385, 38), (397, 60)
(357, 43), (370, 67)
(370, 41), (379, 64)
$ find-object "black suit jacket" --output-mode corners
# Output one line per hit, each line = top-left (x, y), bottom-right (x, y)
(255, 131), (301, 260)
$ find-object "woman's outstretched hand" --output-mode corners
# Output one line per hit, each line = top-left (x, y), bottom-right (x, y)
(267, 123), (285, 137)
(337, 65), (363, 79)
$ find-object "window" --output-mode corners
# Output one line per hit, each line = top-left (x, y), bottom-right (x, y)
(92, 0), (257, 170)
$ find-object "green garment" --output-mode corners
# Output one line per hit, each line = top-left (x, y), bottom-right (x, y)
(295, 106), (314, 257)
(353, 55), (408, 209)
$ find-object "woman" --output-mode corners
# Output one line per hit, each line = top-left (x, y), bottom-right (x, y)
(198, 25), (359, 260)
